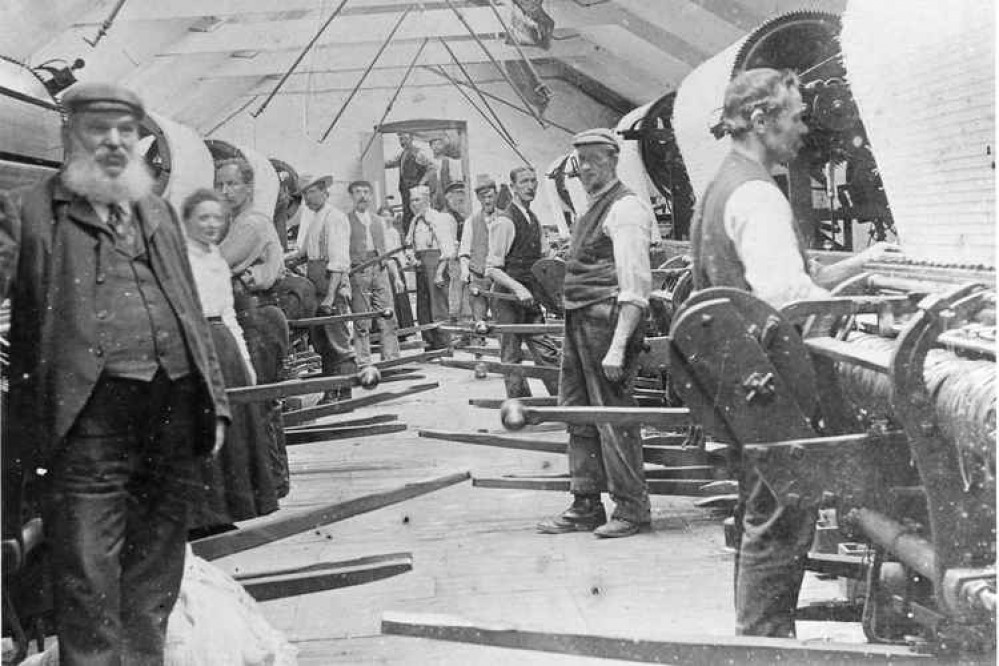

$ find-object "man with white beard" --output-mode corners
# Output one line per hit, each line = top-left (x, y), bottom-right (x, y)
(0, 82), (230, 665)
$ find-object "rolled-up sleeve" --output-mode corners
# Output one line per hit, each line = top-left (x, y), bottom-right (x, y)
(724, 181), (828, 309)
(603, 195), (652, 308)
(485, 215), (515, 270)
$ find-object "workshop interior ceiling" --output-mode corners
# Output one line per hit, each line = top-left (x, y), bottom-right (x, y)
(1, 0), (847, 132)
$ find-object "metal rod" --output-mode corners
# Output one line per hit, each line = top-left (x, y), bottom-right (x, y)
(84, 0), (129, 47)
(252, 0), (351, 118)
(849, 507), (937, 580)
(442, 0), (545, 127)
(501, 399), (691, 431)
(430, 65), (532, 166)
(438, 38), (515, 146)
(321, 5), (412, 142)
(360, 37), (430, 161)
(484, 0), (551, 110)
(205, 95), (259, 136)
(419, 66), (576, 135)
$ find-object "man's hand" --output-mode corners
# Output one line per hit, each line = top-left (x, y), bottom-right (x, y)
(240, 269), (256, 289)
(434, 264), (448, 288)
(513, 284), (534, 306)
(211, 418), (227, 457)
(602, 345), (626, 382)
(858, 241), (903, 263)
(459, 264), (470, 283)
(338, 280), (352, 301)
(394, 277), (406, 293)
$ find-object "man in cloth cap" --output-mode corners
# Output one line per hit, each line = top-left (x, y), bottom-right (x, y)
(442, 180), (471, 322)
(459, 174), (508, 329)
(486, 166), (560, 398)
(346, 179), (402, 364)
(691, 68), (898, 636)
(286, 174), (357, 402)
(405, 185), (454, 349)
(0, 82), (229, 664)
(537, 128), (653, 539)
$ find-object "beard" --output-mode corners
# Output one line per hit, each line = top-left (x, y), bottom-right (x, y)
(61, 141), (155, 204)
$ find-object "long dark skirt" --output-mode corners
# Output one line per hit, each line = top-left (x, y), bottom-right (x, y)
(190, 321), (280, 530)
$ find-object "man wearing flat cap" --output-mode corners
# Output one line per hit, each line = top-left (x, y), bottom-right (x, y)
(442, 180), (471, 322)
(0, 82), (230, 664)
(459, 174), (508, 328)
(537, 127), (654, 539)
(286, 174), (357, 402)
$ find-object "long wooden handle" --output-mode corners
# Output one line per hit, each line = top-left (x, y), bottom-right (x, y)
(500, 399), (690, 430)
(349, 245), (409, 275)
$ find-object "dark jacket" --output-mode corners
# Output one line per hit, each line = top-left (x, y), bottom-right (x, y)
(1, 177), (231, 470)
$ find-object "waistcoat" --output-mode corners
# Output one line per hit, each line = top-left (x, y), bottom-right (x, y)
(348, 211), (386, 264)
(97, 209), (191, 380)
(690, 151), (809, 291)
(563, 180), (631, 310)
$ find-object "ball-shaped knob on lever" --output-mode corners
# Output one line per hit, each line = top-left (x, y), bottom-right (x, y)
(473, 362), (488, 380)
(380, 308), (394, 319)
(473, 320), (490, 336)
(500, 399), (528, 431)
(358, 365), (381, 390)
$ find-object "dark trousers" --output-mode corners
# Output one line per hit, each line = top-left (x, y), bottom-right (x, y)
(559, 301), (649, 523)
(468, 273), (490, 324)
(492, 296), (560, 398)
(237, 300), (291, 499)
(305, 260), (356, 376)
(414, 250), (451, 350)
(735, 465), (816, 637)
(43, 372), (200, 666)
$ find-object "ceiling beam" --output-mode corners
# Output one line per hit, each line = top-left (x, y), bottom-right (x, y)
(74, 0), (481, 23)
(181, 34), (598, 78)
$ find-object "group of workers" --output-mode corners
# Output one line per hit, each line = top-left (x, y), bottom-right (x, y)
(0, 66), (902, 664)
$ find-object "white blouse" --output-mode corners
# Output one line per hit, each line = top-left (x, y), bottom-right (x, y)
(187, 239), (257, 384)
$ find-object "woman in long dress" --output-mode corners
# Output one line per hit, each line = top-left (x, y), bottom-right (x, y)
(181, 189), (279, 537)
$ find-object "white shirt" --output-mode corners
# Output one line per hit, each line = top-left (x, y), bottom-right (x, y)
(186, 239), (256, 383)
(293, 202), (351, 272)
(406, 208), (456, 257)
(576, 181), (654, 308)
(724, 180), (829, 309)
(486, 199), (540, 270)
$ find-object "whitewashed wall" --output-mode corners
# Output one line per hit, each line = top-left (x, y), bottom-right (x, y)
(842, 0), (996, 266)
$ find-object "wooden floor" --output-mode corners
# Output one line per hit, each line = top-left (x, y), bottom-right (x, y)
(216, 358), (861, 665)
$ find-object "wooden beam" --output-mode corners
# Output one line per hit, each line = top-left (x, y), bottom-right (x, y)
(288, 309), (393, 328)
(473, 477), (719, 496)
(282, 382), (440, 427)
(237, 552), (413, 602)
(381, 612), (935, 664)
(418, 429), (567, 454)
(286, 413), (398, 431)
(439, 323), (563, 336)
(469, 397), (556, 409)
(804, 338), (892, 374)
(285, 422), (407, 445)
(191, 471), (470, 560)
(373, 348), (452, 369)
(440, 359), (559, 381)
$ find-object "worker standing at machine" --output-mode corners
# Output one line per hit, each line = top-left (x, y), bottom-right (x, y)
(536, 128), (654, 539)
(346, 179), (402, 364)
(285, 174), (357, 403)
(459, 174), (507, 330)
(486, 166), (561, 398)
(215, 158), (291, 494)
(691, 67), (899, 637)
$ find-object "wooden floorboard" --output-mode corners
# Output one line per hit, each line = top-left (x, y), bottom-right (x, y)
(205, 362), (868, 662)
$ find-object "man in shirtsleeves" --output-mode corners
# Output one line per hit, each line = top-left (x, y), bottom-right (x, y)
(346, 180), (402, 365)
(536, 128), (654, 539)
(405, 185), (453, 350)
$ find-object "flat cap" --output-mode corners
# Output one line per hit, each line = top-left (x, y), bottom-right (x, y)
(62, 81), (145, 119)
(473, 174), (496, 192)
(409, 185), (430, 198)
(571, 127), (619, 151)
(444, 181), (466, 195)
(296, 173), (333, 195)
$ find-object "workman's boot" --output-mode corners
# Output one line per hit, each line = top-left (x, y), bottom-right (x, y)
(593, 517), (648, 539)
(537, 495), (606, 534)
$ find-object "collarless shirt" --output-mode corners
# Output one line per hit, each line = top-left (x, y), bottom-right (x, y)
(298, 202), (351, 272)
(486, 200), (535, 270)
(575, 178), (653, 308)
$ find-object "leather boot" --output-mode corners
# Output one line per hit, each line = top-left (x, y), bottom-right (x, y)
(537, 495), (606, 534)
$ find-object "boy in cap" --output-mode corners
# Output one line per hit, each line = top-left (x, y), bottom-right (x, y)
(1, 82), (229, 663)
(537, 127), (654, 539)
